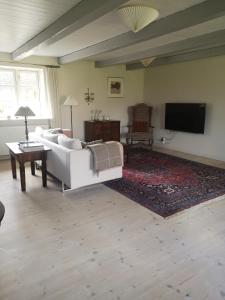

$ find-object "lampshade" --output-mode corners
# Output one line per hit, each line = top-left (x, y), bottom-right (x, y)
(140, 57), (156, 67)
(64, 96), (79, 106)
(15, 106), (35, 117)
(117, 5), (159, 33)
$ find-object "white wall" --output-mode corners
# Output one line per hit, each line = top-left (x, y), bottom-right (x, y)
(58, 61), (145, 140)
(144, 55), (225, 161)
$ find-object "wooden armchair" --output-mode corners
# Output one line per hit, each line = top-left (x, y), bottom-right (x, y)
(126, 103), (154, 146)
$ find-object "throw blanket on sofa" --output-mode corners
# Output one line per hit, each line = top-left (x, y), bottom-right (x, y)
(87, 142), (122, 171)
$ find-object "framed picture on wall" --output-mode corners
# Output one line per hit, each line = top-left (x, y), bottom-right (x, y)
(107, 77), (124, 98)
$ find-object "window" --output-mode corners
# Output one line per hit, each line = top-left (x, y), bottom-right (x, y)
(0, 66), (51, 119)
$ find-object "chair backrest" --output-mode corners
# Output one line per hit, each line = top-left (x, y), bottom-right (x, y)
(128, 103), (152, 132)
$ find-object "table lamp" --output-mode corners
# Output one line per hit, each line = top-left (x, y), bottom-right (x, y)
(63, 96), (79, 137)
(15, 106), (35, 142)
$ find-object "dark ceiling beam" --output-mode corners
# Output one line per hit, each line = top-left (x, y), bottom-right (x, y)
(95, 29), (225, 67)
(126, 45), (225, 70)
(59, 0), (225, 64)
(12, 0), (128, 61)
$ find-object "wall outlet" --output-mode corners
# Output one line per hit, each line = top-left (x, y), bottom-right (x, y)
(161, 137), (166, 144)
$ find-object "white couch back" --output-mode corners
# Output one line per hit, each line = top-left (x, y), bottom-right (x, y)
(30, 132), (123, 190)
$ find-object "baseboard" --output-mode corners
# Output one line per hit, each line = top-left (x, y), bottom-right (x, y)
(0, 155), (9, 161)
(153, 145), (225, 169)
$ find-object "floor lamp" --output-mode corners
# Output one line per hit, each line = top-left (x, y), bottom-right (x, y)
(63, 96), (79, 138)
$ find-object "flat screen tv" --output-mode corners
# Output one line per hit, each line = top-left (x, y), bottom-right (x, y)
(165, 103), (206, 134)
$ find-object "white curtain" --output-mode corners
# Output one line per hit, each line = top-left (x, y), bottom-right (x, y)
(45, 67), (61, 128)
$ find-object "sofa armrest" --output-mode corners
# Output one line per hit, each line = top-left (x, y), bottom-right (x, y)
(69, 143), (123, 189)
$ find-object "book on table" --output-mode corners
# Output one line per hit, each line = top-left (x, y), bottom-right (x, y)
(19, 142), (44, 152)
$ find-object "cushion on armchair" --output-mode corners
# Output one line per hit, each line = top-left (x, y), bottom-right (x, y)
(133, 121), (148, 132)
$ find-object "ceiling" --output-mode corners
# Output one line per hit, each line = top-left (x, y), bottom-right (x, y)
(34, 11), (130, 57)
(0, 0), (225, 69)
(92, 15), (225, 61)
(0, 0), (82, 52)
(34, 0), (205, 57)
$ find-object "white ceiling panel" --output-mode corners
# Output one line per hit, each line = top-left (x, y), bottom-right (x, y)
(0, 0), (82, 52)
(91, 16), (225, 61)
(34, 0), (206, 57)
(34, 11), (130, 57)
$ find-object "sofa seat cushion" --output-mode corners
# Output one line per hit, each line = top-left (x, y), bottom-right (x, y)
(58, 134), (82, 150)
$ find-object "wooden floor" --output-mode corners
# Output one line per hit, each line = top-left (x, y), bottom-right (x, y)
(1, 159), (225, 300)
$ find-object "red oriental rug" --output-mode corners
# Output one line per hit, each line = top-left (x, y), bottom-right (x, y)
(104, 148), (225, 217)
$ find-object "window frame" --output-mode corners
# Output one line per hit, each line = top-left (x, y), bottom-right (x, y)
(0, 65), (51, 121)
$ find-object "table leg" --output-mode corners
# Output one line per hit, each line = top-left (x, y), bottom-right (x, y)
(42, 153), (47, 187)
(19, 163), (26, 192)
(10, 154), (17, 179)
(31, 161), (35, 176)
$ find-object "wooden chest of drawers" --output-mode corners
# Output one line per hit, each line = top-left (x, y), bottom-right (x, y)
(84, 121), (120, 142)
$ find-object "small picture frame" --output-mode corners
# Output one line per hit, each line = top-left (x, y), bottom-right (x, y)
(107, 77), (124, 98)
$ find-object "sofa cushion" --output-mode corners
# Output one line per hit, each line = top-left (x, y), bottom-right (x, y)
(47, 128), (64, 134)
(43, 133), (59, 143)
(58, 134), (82, 150)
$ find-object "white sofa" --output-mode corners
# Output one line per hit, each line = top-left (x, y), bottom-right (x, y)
(30, 133), (123, 191)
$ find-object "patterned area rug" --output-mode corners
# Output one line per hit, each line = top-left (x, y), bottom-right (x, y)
(104, 148), (225, 217)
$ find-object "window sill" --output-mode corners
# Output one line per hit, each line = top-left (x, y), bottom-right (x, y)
(0, 118), (51, 127)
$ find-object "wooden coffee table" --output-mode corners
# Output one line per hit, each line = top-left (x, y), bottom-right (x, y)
(6, 142), (51, 192)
